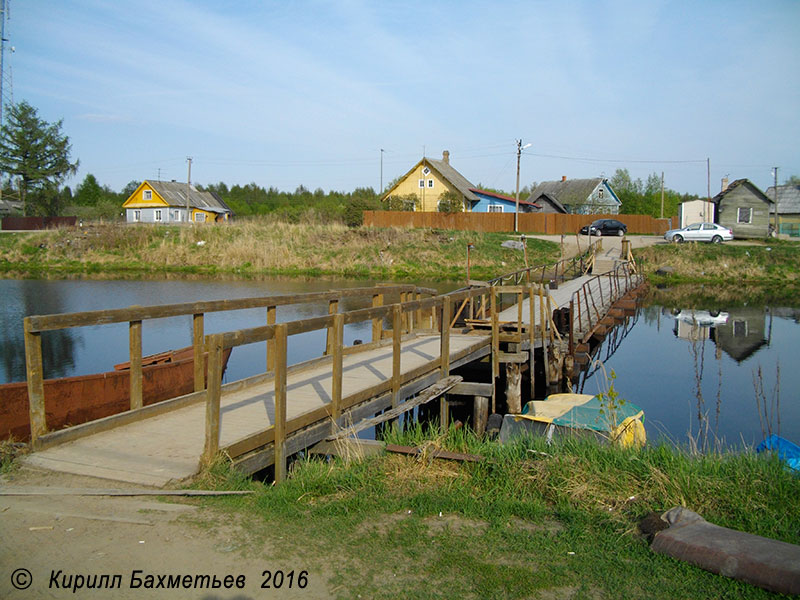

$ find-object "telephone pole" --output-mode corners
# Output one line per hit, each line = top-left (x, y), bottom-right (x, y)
(773, 166), (778, 234)
(515, 139), (531, 233)
(660, 171), (664, 219)
(380, 148), (384, 195)
(186, 157), (192, 224)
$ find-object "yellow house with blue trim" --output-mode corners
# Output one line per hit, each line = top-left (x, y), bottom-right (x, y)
(382, 150), (479, 212)
(122, 180), (233, 224)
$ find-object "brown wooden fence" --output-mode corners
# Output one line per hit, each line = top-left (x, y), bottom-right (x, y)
(364, 211), (674, 235)
(2, 216), (77, 230)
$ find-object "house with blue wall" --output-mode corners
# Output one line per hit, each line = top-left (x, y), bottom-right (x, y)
(468, 188), (539, 213)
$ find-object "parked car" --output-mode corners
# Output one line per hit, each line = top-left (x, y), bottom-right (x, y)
(664, 222), (733, 244)
(579, 219), (627, 237)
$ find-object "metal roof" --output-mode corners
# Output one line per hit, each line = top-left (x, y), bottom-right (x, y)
(525, 177), (618, 207)
(147, 181), (232, 214)
(765, 185), (800, 214)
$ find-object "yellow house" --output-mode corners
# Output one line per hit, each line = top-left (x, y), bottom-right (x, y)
(122, 180), (233, 224)
(382, 150), (478, 212)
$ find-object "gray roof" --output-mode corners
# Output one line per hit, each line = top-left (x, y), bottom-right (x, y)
(765, 185), (800, 214)
(525, 177), (617, 207)
(0, 198), (23, 215)
(148, 180), (232, 214)
(426, 158), (479, 202)
(711, 179), (772, 205)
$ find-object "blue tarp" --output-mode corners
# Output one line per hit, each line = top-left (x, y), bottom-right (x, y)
(756, 434), (800, 472)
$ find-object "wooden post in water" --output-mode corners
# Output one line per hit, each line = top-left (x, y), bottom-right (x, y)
(193, 313), (204, 392)
(473, 396), (489, 436)
(266, 305), (276, 372)
(24, 317), (46, 446)
(505, 363), (522, 414)
(440, 296), (452, 429)
(372, 293), (383, 342)
(274, 323), (288, 483)
(202, 336), (223, 463)
(129, 320), (143, 410)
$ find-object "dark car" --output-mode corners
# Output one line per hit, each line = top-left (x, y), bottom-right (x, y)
(579, 219), (627, 237)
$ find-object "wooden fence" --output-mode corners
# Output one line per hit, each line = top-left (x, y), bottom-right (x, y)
(364, 211), (674, 235)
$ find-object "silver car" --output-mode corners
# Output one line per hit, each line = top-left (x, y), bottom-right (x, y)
(664, 222), (733, 244)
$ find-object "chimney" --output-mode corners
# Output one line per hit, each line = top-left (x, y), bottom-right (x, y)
(721, 177), (729, 192)
(561, 175), (567, 182)
(442, 150), (450, 164)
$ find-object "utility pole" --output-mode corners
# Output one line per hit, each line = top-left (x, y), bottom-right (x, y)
(660, 171), (665, 219)
(0, 0), (7, 130)
(773, 166), (779, 235)
(706, 158), (710, 203)
(380, 148), (384, 195)
(186, 157), (192, 224)
(515, 139), (531, 233)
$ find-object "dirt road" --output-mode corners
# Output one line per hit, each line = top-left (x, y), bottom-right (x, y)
(1, 467), (332, 599)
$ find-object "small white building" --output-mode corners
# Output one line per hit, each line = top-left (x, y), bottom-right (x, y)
(678, 199), (715, 228)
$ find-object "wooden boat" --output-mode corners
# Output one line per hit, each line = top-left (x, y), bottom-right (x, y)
(498, 393), (646, 448)
(0, 346), (232, 442)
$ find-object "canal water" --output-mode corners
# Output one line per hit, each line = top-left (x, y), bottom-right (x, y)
(1, 278), (797, 449)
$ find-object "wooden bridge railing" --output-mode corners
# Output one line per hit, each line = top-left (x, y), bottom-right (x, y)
(201, 285), (507, 481)
(22, 284), (430, 446)
(567, 262), (645, 353)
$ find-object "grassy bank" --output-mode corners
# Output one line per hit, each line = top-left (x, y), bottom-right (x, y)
(634, 239), (800, 289)
(193, 426), (799, 599)
(0, 219), (561, 281)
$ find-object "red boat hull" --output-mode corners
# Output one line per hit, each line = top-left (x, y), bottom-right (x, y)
(0, 347), (232, 442)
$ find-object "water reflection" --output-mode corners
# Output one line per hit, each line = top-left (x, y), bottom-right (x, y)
(577, 302), (799, 449)
(0, 281), (82, 382)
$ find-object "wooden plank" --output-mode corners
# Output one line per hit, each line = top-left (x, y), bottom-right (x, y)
(24, 318), (46, 445)
(440, 296), (452, 428)
(449, 382), (493, 397)
(325, 299), (339, 355)
(372, 293), (383, 342)
(274, 324), (288, 482)
(266, 305), (276, 372)
(498, 351), (528, 363)
(202, 336), (223, 463)
(327, 376), (462, 441)
(384, 444), (484, 463)
(129, 320), (143, 410)
(308, 439), (386, 458)
(193, 313), (205, 392)
(392, 305), (402, 411)
(331, 313), (343, 423)
(0, 488), (255, 497)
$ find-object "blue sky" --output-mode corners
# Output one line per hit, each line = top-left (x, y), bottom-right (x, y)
(8, 0), (800, 197)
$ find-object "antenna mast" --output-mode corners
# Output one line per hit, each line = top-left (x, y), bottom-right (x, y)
(0, 0), (8, 129)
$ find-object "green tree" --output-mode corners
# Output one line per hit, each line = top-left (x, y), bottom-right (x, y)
(121, 180), (141, 197)
(437, 190), (464, 213)
(74, 174), (103, 206)
(384, 193), (418, 211)
(784, 175), (800, 186)
(0, 101), (79, 215)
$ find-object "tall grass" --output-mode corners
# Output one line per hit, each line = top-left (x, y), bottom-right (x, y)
(0, 218), (562, 281)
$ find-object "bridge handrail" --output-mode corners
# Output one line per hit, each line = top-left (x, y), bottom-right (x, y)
(567, 261), (645, 354)
(22, 284), (436, 446)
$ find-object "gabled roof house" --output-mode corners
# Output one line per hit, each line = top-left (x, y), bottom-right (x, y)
(765, 184), (800, 237)
(382, 151), (479, 212)
(525, 177), (621, 214)
(122, 180), (233, 224)
(468, 188), (539, 213)
(711, 179), (772, 239)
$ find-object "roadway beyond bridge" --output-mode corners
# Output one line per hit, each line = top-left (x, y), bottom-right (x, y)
(17, 239), (645, 486)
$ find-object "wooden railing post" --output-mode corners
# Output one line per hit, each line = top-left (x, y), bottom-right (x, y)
(193, 313), (205, 392)
(274, 323), (288, 483)
(440, 296), (452, 429)
(392, 304), (402, 428)
(24, 317), (46, 446)
(325, 299), (339, 355)
(415, 291), (423, 331)
(539, 285), (549, 387)
(528, 285), (536, 399)
(372, 293), (384, 342)
(202, 335), (224, 463)
(331, 313), (344, 427)
(129, 320), (143, 410)
(491, 287), (499, 413)
(266, 305), (276, 372)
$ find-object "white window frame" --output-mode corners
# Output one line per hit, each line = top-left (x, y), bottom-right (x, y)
(154, 209), (162, 222)
(488, 204), (504, 213)
(427, 179), (434, 188)
(133, 209), (141, 222)
(195, 213), (206, 222)
(173, 210), (181, 221)
(418, 179), (425, 188)
(598, 188), (604, 199)
(143, 190), (152, 201)
(733, 319), (747, 337)
(737, 207), (752, 224)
